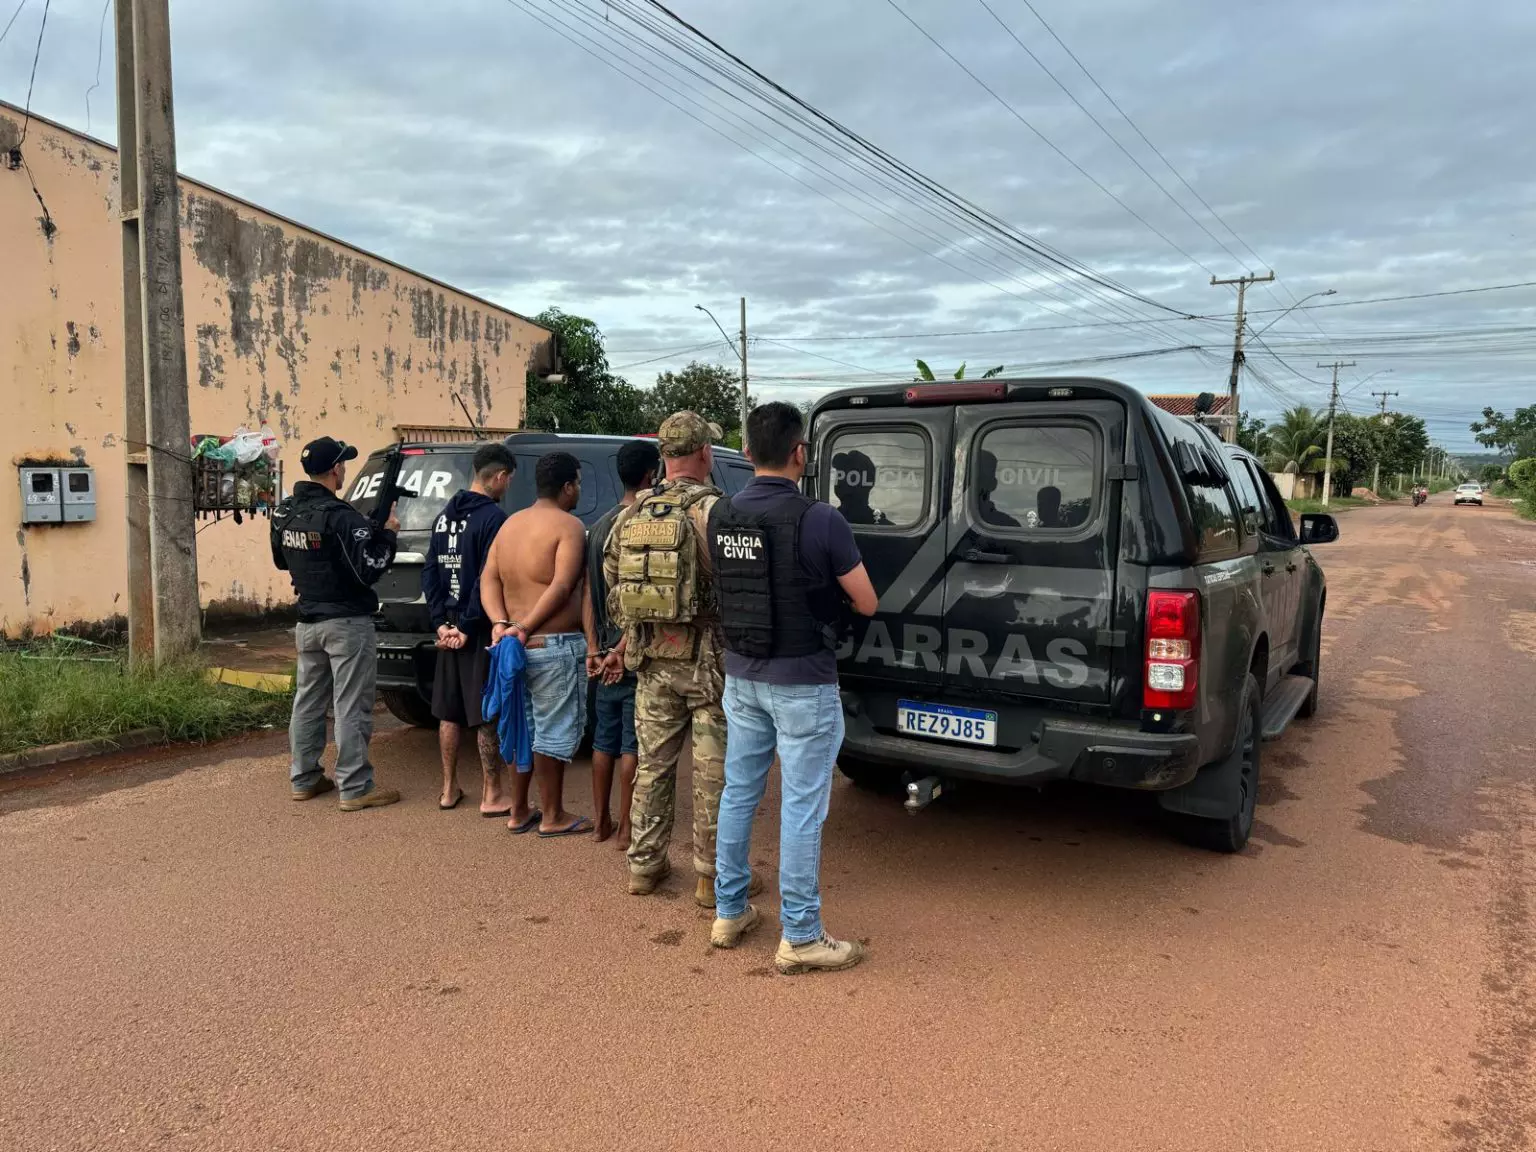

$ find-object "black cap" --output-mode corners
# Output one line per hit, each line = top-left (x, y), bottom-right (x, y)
(299, 436), (358, 475)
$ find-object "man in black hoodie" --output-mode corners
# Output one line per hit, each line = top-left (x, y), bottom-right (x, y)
(422, 443), (523, 818)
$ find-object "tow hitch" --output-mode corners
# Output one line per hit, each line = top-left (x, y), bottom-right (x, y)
(904, 774), (947, 815)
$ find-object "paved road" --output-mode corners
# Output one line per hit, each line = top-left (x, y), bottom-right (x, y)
(2, 500), (1533, 1151)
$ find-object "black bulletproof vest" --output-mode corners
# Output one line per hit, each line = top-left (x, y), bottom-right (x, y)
(708, 490), (844, 659)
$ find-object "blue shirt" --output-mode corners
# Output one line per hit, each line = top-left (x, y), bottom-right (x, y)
(481, 637), (533, 771)
(722, 476), (863, 686)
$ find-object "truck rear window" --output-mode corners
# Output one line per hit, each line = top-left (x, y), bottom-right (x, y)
(973, 424), (1096, 530)
(348, 453), (472, 532)
(828, 429), (929, 528)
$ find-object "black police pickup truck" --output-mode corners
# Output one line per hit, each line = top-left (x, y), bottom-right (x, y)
(808, 377), (1338, 852)
(347, 433), (755, 727)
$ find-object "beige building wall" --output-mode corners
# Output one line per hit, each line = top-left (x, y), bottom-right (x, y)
(1, 105), (554, 636)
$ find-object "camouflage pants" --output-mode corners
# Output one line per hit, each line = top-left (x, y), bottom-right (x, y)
(627, 658), (726, 879)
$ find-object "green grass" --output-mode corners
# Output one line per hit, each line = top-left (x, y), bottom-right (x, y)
(0, 645), (291, 756)
(1286, 495), (1371, 515)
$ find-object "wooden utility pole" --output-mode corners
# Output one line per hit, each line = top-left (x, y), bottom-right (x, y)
(116, 0), (200, 664)
(1370, 389), (1399, 496)
(738, 296), (749, 436)
(1317, 360), (1356, 509)
(1210, 270), (1275, 442)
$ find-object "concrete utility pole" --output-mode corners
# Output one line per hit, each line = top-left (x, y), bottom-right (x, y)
(1317, 360), (1356, 509)
(116, 0), (200, 664)
(1370, 388), (1399, 497)
(739, 296), (749, 437)
(1211, 270), (1275, 442)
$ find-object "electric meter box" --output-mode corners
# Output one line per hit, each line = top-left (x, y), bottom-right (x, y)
(19, 466), (95, 524)
(61, 467), (97, 522)
(20, 467), (63, 524)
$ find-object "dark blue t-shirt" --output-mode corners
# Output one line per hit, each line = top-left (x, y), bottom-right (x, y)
(421, 490), (506, 631)
(722, 476), (863, 686)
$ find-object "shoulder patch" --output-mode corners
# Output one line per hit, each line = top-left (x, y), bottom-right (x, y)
(353, 527), (372, 540)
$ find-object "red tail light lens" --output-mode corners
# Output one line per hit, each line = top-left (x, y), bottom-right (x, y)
(400, 447), (427, 455)
(1144, 590), (1200, 710)
(904, 382), (1006, 405)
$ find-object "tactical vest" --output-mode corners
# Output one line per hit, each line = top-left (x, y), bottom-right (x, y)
(708, 490), (845, 659)
(615, 481), (720, 657)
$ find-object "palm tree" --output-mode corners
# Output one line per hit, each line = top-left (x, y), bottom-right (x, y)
(1266, 406), (1327, 474)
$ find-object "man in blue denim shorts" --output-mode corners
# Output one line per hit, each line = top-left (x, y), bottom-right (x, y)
(706, 402), (878, 973)
(583, 439), (660, 846)
(480, 452), (591, 837)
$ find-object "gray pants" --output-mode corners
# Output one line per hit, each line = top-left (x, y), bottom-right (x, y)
(290, 616), (377, 800)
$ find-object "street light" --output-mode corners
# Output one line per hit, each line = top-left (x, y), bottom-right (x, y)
(1251, 288), (1337, 338)
(695, 303), (748, 436)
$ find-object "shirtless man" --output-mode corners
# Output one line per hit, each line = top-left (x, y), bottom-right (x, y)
(480, 451), (592, 837)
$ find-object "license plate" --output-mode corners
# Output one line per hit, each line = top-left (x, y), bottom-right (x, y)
(897, 700), (998, 747)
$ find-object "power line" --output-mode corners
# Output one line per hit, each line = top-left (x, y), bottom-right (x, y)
(880, 0), (1217, 277)
(0, 0), (30, 50)
(610, 340), (727, 370)
(973, 0), (1248, 269)
(83, 0), (110, 134)
(16, 0), (48, 146)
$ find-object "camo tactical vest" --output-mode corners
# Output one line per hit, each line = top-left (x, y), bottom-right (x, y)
(615, 480), (721, 648)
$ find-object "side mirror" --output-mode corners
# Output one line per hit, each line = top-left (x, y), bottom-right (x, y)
(1299, 513), (1339, 545)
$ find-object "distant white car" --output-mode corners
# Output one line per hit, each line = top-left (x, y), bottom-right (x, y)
(1454, 483), (1484, 506)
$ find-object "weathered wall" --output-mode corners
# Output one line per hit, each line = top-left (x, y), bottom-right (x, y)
(0, 106), (553, 636)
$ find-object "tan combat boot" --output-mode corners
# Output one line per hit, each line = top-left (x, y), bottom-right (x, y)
(694, 871), (764, 909)
(338, 787), (401, 812)
(628, 858), (671, 895)
(709, 904), (762, 949)
(291, 777), (336, 801)
(774, 933), (866, 976)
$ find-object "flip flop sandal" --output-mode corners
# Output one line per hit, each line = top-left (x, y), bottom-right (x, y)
(538, 816), (593, 839)
(481, 808), (512, 818)
(439, 790), (464, 811)
(508, 810), (542, 835)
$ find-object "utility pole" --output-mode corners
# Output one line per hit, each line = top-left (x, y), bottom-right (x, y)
(1211, 270), (1275, 442)
(1317, 360), (1356, 508)
(116, 0), (200, 664)
(1370, 388), (1399, 497)
(739, 296), (749, 437)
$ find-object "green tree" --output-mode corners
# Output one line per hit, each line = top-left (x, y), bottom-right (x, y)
(1265, 406), (1326, 473)
(1236, 411), (1268, 456)
(1375, 412), (1429, 477)
(914, 360), (1004, 381)
(523, 308), (645, 434)
(1470, 404), (1536, 460)
(645, 360), (748, 439)
(1325, 414), (1379, 495)
(1479, 463), (1505, 486)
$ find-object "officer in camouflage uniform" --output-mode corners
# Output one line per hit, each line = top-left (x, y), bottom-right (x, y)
(604, 411), (759, 907)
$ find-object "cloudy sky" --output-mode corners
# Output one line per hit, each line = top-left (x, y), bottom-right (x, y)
(5, 0), (1535, 449)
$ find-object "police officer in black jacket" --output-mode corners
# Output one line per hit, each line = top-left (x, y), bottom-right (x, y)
(271, 436), (402, 811)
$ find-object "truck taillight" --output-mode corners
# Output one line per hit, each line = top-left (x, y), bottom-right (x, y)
(1144, 590), (1200, 710)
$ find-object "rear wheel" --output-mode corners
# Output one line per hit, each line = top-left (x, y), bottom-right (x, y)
(1174, 673), (1261, 854)
(1296, 611), (1322, 719)
(381, 688), (438, 728)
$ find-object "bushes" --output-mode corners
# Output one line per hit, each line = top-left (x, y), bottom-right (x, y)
(1510, 458), (1536, 518)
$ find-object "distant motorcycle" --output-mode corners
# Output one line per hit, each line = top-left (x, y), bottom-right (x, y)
(1412, 488), (1427, 506)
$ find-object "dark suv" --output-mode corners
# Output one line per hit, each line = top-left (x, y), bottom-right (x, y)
(807, 377), (1337, 852)
(347, 432), (755, 727)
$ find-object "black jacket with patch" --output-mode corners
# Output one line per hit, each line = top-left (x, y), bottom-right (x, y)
(270, 481), (397, 622)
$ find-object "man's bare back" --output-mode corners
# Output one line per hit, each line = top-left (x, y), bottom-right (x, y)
(483, 502), (586, 639)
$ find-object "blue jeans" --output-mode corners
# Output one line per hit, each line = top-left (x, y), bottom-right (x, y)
(715, 676), (845, 944)
(523, 633), (588, 763)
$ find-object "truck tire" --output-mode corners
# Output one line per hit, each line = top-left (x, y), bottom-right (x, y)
(838, 756), (901, 795)
(1174, 673), (1261, 854)
(381, 688), (438, 728)
(1295, 615), (1322, 719)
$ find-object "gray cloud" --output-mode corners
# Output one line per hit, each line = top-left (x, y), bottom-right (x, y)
(5, 0), (1534, 444)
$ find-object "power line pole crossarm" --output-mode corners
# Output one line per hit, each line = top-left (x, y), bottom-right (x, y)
(1318, 360), (1356, 509)
(116, 0), (201, 664)
(1210, 270), (1275, 442)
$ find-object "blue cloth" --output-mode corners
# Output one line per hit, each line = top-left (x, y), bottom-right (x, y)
(715, 676), (845, 944)
(721, 476), (863, 687)
(481, 636), (533, 772)
(421, 490), (507, 630)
